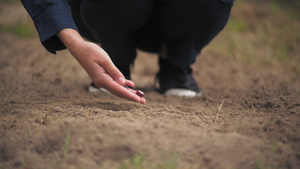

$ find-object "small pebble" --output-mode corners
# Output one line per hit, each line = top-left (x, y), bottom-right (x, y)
(52, 106), (63, 112)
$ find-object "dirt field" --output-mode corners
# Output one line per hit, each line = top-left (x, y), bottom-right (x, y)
(0, 1), (300, 169)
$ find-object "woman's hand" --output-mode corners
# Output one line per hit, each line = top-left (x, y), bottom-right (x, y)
(58, 28), (146, 104)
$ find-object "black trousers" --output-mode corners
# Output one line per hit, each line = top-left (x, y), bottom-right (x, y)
(76, 0), (233, 68)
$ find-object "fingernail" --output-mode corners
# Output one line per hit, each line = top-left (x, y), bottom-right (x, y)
(141, 98), (146, 104)
(118, 77), (125, 84)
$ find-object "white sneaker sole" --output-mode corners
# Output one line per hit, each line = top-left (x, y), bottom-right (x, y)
(88, 85), (110, 93)
(165, 88), (201, 97)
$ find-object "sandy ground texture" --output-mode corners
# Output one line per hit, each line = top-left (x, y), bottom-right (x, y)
(1, 2), (300, 169)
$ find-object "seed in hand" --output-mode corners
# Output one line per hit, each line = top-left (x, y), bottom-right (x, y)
(136, 90), (144, 97)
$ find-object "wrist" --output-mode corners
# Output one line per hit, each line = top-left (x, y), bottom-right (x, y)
(57, 28), (85, 50)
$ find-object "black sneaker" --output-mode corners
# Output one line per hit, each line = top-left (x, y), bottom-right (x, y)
(155, 58), (201, 97)
(88, 65), (131, 93)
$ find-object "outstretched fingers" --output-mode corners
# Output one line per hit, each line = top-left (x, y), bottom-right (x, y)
(97, 59), (146, 103)
(92, 64), (146, 104)
(101, 75), (146, 104)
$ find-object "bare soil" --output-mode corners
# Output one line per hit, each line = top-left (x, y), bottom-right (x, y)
(0, 2), (299, 169)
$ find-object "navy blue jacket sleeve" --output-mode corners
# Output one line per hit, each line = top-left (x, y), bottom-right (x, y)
(21, 0), (79, 54)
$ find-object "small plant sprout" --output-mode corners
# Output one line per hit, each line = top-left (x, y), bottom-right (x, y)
(63, 132), (71, 160)
(42, 109), (49, 125)
(133, 155), (144, 169)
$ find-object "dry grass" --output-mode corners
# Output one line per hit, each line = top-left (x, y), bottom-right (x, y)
(207, 0), (300, 84)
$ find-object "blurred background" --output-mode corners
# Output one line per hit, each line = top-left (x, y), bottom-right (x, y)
(1, 0), (299, 87)
(207, 0), (300, 85)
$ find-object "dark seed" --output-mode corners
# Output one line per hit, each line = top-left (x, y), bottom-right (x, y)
(136, 90), (144, 97)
